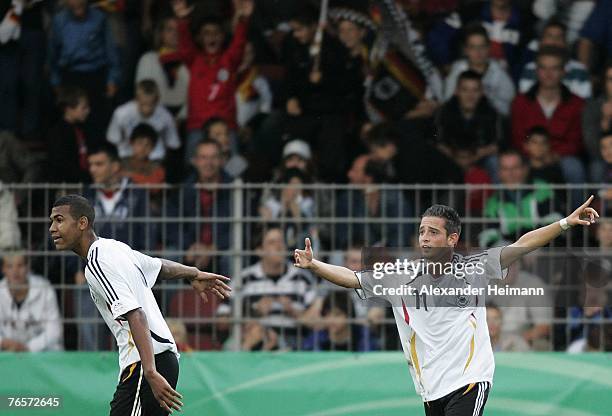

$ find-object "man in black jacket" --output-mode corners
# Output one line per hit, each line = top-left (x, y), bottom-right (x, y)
(434, 70), (505, 180)
(47, 86), (95, 184)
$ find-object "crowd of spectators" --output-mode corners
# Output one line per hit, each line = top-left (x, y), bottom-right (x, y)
(0, 0), (611, 352)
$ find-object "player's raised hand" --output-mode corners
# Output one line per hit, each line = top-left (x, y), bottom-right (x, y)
(171, 0), (193, 18)
(566, 195), (600, 227)
(294, 238), (314, 269)
(145, 370), (183, 413)
(190, 271), (232, 303)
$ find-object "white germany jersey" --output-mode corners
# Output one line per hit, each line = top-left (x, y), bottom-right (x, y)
(84, 238), (179, 379)
(356, 246), (508, 402)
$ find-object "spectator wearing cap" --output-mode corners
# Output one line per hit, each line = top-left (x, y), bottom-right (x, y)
(259, 168), (316, 251)
(276, 139), (313, 179)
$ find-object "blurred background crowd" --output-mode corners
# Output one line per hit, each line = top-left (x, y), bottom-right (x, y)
(0, 0), (610, 354)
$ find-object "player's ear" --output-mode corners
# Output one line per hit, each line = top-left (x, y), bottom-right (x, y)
(78, 216), (89, 231)
(447, 232), (459, 247)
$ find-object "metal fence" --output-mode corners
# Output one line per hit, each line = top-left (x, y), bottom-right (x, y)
(0, 182), (610, 353)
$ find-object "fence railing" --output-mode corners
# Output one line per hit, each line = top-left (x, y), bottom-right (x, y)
(0, 182), (610, 352)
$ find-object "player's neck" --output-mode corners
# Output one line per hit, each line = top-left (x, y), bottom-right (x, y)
(74, 231), (99, 259)
(427, 250), (454, 278)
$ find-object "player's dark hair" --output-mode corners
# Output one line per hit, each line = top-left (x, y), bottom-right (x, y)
(129, 123), (158, 145)
(136, 79), (160, 97)
(462, 22), (489, 45)
(457, 69), (483, 84)
(541, 18), (567, 38)
(57, 85), (88, 111)
(527, 126), (550, 141)
(88, 143), (120, 163)
(291, 4), (319, 26)
(53, 194), (95, 226)
(421, 205), (462, 236)
(536, 45), (568, 66)
(322, 290), (354, 317)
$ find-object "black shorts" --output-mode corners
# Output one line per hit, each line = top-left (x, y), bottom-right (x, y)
(424, 381), (490, 416)
(109, 351), (179, 416)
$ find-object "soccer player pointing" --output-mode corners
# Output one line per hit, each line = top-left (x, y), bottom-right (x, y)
(49, 195), (231, 415)
(294, 196), (598, 416)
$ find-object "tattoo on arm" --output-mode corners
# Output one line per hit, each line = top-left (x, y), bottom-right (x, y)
(158, 259), (198, 281)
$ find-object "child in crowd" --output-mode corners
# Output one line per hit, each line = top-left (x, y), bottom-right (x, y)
(121, 123), (166, 187)
(107, 79), (180, 161)
(47, 86), (93, 184)
(525, 126), (565, 184)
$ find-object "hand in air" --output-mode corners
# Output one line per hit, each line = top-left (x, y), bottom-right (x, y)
(566, 195), (599, 227)
(294, 238), (314, 269)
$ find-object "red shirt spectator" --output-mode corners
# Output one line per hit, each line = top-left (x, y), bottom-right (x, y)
(511, 85), (584, 157)
(175, 2), (251, 131)
(511, 46), (584, 157)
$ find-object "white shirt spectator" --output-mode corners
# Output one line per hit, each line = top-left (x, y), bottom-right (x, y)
(135, 52), (190, 116)
(0, 184), (20, 249)
(107, 101), (180, 161)
(444, 59), (516, 116)
(0, 274), (63, 351)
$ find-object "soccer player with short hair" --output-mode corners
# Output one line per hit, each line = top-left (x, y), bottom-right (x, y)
(49, 194), (231, 415)
(294, 197), (599, 416)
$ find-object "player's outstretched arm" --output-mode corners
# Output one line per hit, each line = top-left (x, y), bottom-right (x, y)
(158, 259), (232, 303)
(294, 238), (361, 289)
(125, 308), (183, 413)
(501, 195), (599, 269)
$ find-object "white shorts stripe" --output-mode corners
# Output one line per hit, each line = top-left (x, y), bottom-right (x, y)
(130, 367), (143, 416)
(473, 383), (483, 416)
